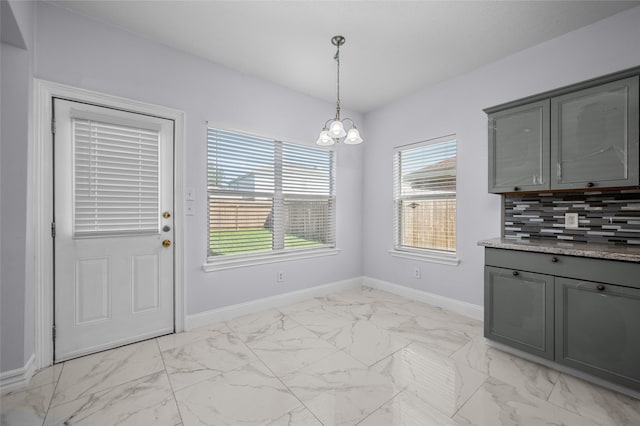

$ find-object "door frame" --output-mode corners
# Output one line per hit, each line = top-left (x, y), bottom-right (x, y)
(33, 79), (186, 369)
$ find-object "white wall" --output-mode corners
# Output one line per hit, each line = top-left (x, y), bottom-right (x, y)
(1, 0), (35, 373)
(34, 2), (363, 320)
(3, 1), (640, 376)
(362, 5), (640, 306)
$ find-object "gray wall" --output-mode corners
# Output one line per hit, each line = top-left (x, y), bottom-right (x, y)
(1, 0), (35, 373)
(2, 1), (640, 375)
(362, 5), (640, 306)
(34, 3), (364, 318)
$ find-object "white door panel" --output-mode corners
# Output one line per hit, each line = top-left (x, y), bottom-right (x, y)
(54, 99), (174, 361)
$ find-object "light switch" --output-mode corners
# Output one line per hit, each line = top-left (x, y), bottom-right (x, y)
(186, 205), (195, 216)
(186, 187), (195, 201)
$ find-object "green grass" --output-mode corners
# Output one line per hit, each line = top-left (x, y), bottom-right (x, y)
(209, 228), (322, 256)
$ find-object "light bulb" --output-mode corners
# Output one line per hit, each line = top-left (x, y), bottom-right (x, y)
(344, 127), (363, 144)
(316, 130), (335, 146)
(328, 120), (346, 138)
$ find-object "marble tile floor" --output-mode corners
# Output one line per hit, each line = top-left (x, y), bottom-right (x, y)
(2, 286), (640, 425)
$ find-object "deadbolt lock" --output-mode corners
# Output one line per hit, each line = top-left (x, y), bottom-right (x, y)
(162, 211), (171, 219)
(162, 239), (172, 248)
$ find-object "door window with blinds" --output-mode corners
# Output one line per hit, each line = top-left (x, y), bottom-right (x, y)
(73, 113), (160, 237)
(393, 135), (457, 254)
(207, 128), (335, 260)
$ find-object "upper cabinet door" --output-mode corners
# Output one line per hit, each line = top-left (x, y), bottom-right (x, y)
(488, 100), (550, 193)
(551, 76), (639, 190)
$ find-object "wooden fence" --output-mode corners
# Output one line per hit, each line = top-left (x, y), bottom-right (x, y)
(402, 198), (456, 251)
(209, 200), (272, 231)
(209, 199), (330, 241)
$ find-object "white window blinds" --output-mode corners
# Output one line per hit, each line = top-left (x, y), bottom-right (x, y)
(73, 118), (160, 237)
(393, 136), (457, 253)
(208, 128), (335, 258)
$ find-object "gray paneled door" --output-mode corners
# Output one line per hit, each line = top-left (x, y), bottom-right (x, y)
(53, 98), (175, 362)
(484, 266), (554, 359)
(488, 100), (550, 193)
(551, 76), (639, 190)
(555, 277), (640, 391)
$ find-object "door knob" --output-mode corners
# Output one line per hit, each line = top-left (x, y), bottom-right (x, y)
(162, 211), (171, 219)
(162, 239), (171, 248)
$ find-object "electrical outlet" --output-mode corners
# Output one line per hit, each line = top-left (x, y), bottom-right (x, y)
(277, 271), (285, 283)
(565, 212), (579, 229)
(413, 267), (421, 279)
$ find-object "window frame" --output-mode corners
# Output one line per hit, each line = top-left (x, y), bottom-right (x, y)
(203, 127), (338, 272)
(390, 135), (459, 266)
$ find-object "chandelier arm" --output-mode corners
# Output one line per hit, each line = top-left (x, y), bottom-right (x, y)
(341, 118), (358, 129)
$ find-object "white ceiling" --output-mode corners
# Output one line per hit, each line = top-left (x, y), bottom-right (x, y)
(50, 1), (639, 113)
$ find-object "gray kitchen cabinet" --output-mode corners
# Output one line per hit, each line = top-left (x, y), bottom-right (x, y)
(485, 266), (554, 359)
(485, 69), (640, 193)
(484, 246), (640, 392)
(488, 100), (550, 193)
(555, 277), (640, 391)
(551, 76), (639, 190)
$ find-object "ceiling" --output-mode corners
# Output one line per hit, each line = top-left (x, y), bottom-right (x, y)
(49, 1), (640, 113)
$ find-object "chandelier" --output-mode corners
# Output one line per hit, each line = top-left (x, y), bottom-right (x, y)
(316, 35), (363, 146)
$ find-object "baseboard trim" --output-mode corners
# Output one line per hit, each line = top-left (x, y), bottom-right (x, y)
(185, 277), (363, 330)
(0, 354), (36, 395)
(362, 276), (484, 321)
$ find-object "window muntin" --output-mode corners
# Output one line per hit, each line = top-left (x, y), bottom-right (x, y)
(393, 136), (457, 253)
(207, 128), (335, 259)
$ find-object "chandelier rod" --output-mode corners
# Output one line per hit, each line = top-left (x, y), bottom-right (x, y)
(332, 35), (345, 121)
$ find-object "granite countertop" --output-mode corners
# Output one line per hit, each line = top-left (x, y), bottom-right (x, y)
(478, 237), (640, 263)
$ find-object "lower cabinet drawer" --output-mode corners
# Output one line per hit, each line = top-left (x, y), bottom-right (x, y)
(485, 247), (640, 289)
(555, 278), (640, 391)
(485, 266), (554, 360)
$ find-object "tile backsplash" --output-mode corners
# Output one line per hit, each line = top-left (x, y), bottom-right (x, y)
(504, 189), (640, 245)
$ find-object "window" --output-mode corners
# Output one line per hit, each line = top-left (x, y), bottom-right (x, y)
(392, 135), (457, 262)
(207, 128), (336, 266)
(73, 117), (160, 237)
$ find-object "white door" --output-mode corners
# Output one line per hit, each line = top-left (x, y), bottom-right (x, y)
(53, 98), (174, 362)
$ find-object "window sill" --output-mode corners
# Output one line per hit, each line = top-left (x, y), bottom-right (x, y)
(388, 249), (460, 266)
(202, 247), (340, 272)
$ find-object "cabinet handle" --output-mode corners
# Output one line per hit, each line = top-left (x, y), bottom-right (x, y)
(587, 182), (594, 188)
(512, 271), (519, 276)
(597, 284), (605, 291)
(513, 186), (520, 191)
(551, 257), (558, 263)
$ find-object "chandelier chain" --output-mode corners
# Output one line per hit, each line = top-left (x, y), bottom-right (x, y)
(335, 43), (341, 120)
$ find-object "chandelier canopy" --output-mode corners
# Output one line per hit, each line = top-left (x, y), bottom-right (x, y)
(316, 35), (363, 146)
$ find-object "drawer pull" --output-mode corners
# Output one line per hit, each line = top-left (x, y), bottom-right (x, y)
(512, 271), (519, 276)
(513, 186), (520, 191)
(597, 284), (605, 291)
(551, 257), (558, 263)
(587, 182), (595, 188)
